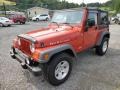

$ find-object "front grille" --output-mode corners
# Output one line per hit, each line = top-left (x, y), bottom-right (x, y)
(19, 38), (31, 55)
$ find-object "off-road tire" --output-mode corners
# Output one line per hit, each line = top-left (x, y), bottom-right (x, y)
(43, 53), (73, 86)
(96, 38), (109, 56)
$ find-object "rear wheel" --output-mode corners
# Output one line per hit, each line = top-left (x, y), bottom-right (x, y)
(43, 53), (73, 86)
(46, 18), (49, 21)
(96, 38), (109, 56)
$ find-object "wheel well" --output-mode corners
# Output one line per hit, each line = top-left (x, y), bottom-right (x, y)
(62, 49), (75, 57)
(104, 34), (110, 39)
(47, 49), (75, 64)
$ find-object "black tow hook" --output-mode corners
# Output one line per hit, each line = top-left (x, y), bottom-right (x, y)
(21, 63), (28, 69)
(10, 50), (16, 59)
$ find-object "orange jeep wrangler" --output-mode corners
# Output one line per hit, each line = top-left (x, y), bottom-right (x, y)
(10, 8), (110, 86)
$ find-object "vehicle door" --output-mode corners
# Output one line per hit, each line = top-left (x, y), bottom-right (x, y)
(84, 11), (98, 49)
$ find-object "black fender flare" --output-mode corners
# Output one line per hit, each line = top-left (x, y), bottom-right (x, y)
(38, 44), (77, 63)
(96, 31), (110, 46)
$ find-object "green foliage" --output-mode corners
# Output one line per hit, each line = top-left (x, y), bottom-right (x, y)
(14, 0), (80, 10)
(87, 2), (101, 7)
(5, 0), (120, 13)
(111, 0), (120, 13)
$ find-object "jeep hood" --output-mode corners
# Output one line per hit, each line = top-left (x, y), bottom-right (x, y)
(24, 26), (81, 47)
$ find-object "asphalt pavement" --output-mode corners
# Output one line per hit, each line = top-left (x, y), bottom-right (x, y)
(0, 22), (120, 90)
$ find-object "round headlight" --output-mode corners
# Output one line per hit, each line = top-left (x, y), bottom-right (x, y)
(18, 38), (21, 46)
(30, 43), (35, 53)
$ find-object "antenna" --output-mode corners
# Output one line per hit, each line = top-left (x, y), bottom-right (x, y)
(82, 0), (84, 7)
(82, 0), (87, 7)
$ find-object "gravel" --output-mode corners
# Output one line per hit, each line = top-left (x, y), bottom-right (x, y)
(0, 22), (120, 90)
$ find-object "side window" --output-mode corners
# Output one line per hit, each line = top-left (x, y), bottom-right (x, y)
(40, 14), (47, 16)
(100, 12), (108, 25)
(43, 14), (47, 16)
(40, 14), (44, 16)
(87, 12), (97, 27)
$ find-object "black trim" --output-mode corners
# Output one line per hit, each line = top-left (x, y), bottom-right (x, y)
(18, 34), (36, 43)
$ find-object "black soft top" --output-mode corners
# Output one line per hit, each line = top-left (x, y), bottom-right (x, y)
(55, 7), (108, 13)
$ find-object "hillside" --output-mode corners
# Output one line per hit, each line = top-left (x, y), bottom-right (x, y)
(1, 0), (120, 14)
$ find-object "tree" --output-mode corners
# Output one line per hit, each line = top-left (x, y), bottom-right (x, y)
(8, 0), (80, 10)
(111, 0), (120, 13)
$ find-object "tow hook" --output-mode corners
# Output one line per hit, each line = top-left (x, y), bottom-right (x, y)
(21, 62), (28, 69)
(10, 50), (16, 59)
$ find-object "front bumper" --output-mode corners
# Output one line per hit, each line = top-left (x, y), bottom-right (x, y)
(10, 47), (42, 75)
(32, 18), (37, 21)
(3, 21), (14, 26)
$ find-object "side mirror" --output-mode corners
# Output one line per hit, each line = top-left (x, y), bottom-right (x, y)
(85, 19), (95, 31)
(87, 19), (95, 27)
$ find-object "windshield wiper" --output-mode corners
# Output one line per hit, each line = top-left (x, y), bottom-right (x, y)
(51, 21), (59, 27)
(61, 22), (73, 28)
(51, 22), (73, 28)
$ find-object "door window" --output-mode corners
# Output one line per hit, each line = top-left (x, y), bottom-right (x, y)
(100, 12), (108, 25)
(87, 12), (97, 27)
(40, 14), (48, 16)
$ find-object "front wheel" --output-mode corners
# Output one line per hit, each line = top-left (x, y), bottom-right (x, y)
(36, 18), (39, 21)
(96, 38), (109, 56)
(21, 22), (25, 24)
(8, 24), (11, 27)
(43, 53), (73, 86)
(0, 23), (4, 27)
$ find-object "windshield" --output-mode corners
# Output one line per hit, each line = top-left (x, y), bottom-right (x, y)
(51, 10), (83, 24)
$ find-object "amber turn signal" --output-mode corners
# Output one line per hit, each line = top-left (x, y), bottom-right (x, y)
(43, 53), (49, 60)
(32, 52), (40, 61)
